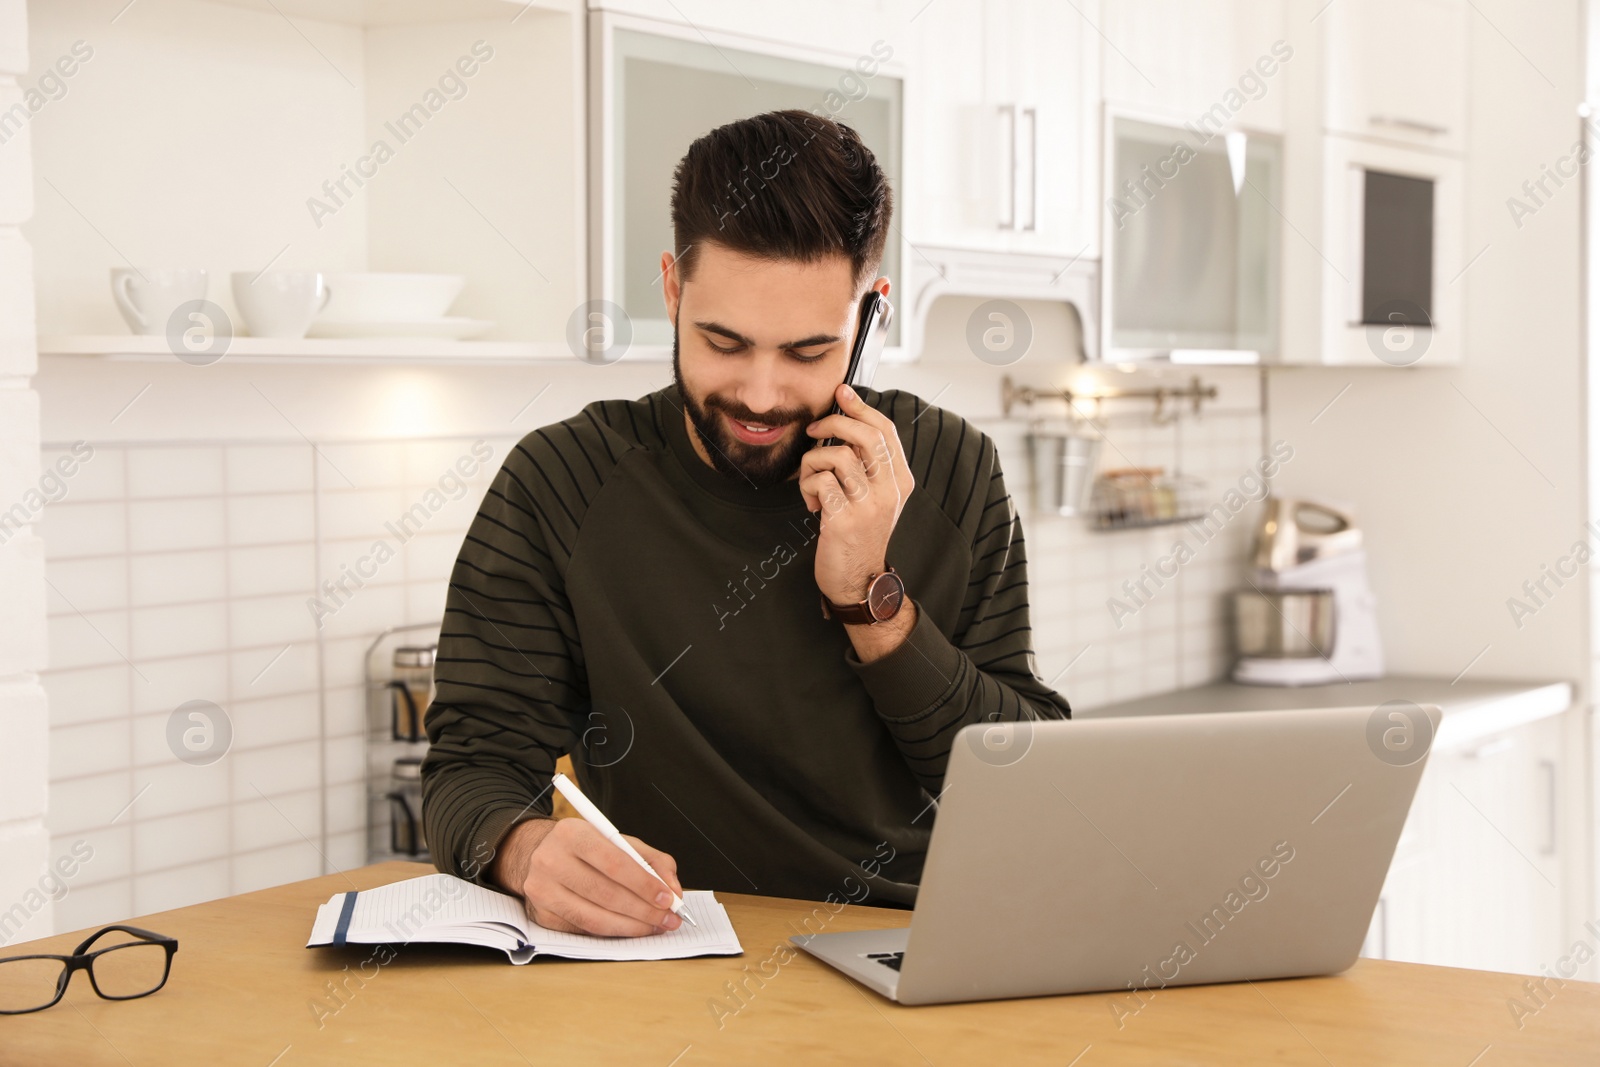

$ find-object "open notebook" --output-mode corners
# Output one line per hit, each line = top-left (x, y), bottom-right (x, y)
(306, 873), (743, 964)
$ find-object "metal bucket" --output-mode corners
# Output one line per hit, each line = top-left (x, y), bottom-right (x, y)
(1027, 428), (1101, 516)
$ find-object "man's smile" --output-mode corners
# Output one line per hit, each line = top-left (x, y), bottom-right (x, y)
(724, 412), (793, 446)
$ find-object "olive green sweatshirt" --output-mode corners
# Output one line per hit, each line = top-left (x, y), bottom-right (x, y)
(420, 382), (1070, 907)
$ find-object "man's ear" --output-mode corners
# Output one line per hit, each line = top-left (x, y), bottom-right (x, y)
(661, 251), (681, 320)
(871, 275), (891, 299)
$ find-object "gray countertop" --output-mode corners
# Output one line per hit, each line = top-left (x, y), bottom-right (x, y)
(1084, 675), (1576, 752)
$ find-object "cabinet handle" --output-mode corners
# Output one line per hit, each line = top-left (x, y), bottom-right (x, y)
(998, 104), (1016, 231)
(1369, 115), (1449, 137)
(1540, 758), (1557, 855)
(1022, 106), (1037, 232)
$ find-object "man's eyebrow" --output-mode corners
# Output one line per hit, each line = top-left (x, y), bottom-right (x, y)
(693, 320), (751, 346)
(692, 320), (841, 351)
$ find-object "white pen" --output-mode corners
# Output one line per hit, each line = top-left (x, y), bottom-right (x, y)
(550, 772), (698, 929)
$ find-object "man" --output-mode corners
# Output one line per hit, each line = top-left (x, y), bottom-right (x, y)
(421, 109), (1070, 938)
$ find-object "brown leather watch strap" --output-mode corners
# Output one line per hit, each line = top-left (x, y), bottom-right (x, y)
(821, 568), (905, 625)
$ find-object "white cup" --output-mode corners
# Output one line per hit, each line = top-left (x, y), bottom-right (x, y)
(231, 271), (331, 340)
(111, 267), (209, 336)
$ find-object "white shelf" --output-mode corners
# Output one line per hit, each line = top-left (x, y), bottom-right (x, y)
(201, 0), (577, 27)
(37, 335), (671, 366)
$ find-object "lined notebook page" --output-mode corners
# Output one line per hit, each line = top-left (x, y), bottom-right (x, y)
(343, 874), (530, 941)
(517, 890), (740, 960)
(307, 873), (742, 963)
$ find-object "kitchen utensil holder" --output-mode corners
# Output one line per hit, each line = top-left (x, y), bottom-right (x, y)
(1000, 374), (1218, 424)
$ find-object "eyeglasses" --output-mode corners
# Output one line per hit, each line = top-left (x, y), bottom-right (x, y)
(0, 925), (177, 1014)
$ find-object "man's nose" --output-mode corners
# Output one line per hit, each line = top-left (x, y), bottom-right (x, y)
(737, 355), (787, 418)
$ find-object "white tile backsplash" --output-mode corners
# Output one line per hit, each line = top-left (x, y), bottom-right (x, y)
(134, 808), (230, 871)
(44, 665), (129, 727)
(42, 435), (514, 928)
(225, 493), (316, 545)
(133, 859), (229, 915)
(230, 693), (321, 751)
(129, 652), (229, 716)
(131, 761), (230, 821)
(127, 498), (227, 554)
(231, 842), (323, 896)
(46, 610), (132, 670)
(227, 543), (317, 598)
(231, 641), (319, 699)
(319, 487), (408, 542)
(41, 444), (125, 502)
(129, 602), (231, 661)
(127, 447), (226, 499)
(230, 739), (321, 802)
(228, 592), (318, 649)
(53, 879), (132, 937)
(232, 788), (321, 853)
(130, 549), (228, 606)
(44, 556), (129, 615)
(226, 445), (314, 494)
(315, 441), (406, 487)
(40, 501), (127, 559)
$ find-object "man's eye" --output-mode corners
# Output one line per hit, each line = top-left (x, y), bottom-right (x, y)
(791, 350), (828, 364)
(707, 340), (742, 354)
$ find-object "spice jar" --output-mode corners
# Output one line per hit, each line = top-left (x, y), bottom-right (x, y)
(391, 644), (436, 741)
(388, 757), (425, 857)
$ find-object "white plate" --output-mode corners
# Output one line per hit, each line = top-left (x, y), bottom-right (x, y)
(307, 317), (494, 340)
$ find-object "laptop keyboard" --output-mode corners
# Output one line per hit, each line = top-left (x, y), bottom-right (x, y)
(864, 951), (904, 971)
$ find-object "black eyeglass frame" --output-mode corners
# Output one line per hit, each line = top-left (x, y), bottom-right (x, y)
(0, 924), (178, 1015)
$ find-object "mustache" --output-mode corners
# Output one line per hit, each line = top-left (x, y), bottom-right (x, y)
(702, 394), (815, 429)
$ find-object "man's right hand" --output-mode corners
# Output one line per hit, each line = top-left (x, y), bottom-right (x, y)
(489, 817), (685, 937)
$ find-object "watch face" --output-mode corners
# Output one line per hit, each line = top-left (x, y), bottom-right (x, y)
(867, 571), (905, 621)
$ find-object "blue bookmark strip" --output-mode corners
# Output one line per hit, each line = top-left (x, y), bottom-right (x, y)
(331, 890), (358, 947)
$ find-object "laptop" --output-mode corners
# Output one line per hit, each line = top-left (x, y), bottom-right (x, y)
(792, 703), (1440, 1005)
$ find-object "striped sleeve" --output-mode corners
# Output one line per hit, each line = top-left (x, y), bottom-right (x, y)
(419, 427), (605, 886)
(848, 401), (1071, 794)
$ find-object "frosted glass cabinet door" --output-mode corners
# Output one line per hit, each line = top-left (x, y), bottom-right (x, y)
(600, 25), (903, 348)
(1104, 115), (1282, 360)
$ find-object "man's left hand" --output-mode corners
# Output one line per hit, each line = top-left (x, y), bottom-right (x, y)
(799, 383), (915, 605)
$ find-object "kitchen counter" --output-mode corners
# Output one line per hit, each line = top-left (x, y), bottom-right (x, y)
(4, 860), (1599, 1065)
(1085, 675), (1574, 751)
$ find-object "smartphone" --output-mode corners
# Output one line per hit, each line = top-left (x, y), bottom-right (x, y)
(818, 290), (894, 449)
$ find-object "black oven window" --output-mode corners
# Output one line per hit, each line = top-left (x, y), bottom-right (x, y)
(1362, 169), (1434, 326)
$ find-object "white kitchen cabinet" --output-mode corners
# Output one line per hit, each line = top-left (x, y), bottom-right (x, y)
(1364, 714), (1568, 976)
(1100, 0), (1290, 135)
(909, 0), (1098, 259)
(1322, 0), (1468, 155)
(583, 0), (894, 59)
(1315, 134), (1465, 366)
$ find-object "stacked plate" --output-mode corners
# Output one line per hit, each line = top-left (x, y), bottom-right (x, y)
(309, 273), (493, 339)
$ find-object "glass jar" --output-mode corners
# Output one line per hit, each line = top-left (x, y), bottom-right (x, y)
(391, 645), (436, 741)
(388, 757), (426, 857)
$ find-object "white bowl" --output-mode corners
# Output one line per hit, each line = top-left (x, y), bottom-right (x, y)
(320, 273), (466, 322)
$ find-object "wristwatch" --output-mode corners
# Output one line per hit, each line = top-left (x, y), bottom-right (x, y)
(821, 567), (906, 625)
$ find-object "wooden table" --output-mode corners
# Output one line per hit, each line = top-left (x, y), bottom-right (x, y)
(4, 861), (1598, 1065)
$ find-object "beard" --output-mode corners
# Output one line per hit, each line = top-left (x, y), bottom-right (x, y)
(672, 323), (826, 490)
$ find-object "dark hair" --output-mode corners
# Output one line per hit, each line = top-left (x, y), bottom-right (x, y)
(669, 109), (893, 289)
